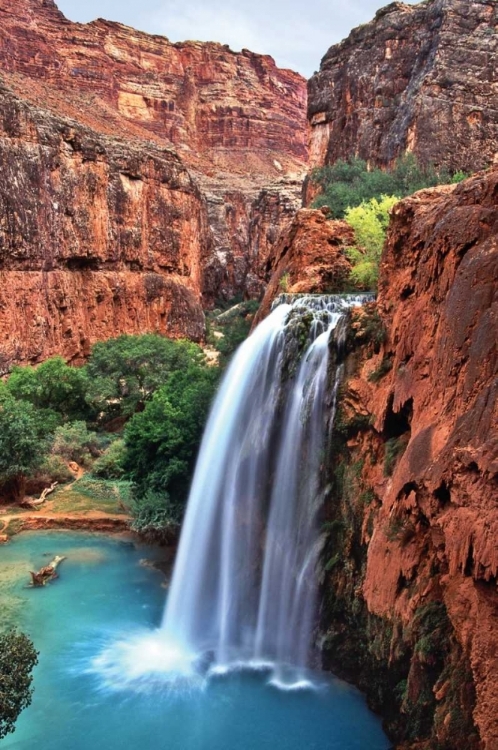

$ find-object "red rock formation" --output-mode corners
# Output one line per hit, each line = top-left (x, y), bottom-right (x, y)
(308, 0), (498, 173)
(324, 170), (497, 748)
(251, 208), (353, 326)
(364, 171), (497, 748)
(0, 82), (208, 363)
(0, 0), (308, 313)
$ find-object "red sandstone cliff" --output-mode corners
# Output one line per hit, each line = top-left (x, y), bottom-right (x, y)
(252, 208), (353, 326)
(0, 0), (308, 319)
(308, 0), (498, 174)
(317, 170), (497, 749)
(0, 80), (209, 363)
(361, 171), (498, 748)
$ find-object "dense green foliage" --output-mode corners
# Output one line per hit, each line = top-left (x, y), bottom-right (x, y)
(0, 392), (53, 500)
(0, 332), (221, 522)
(86, 334), (206, 420)
(0, 630), (38, 739)
(343, 195), (399, 289)
(7, 356), (90, 422)
(123, 366), (219, 532)
(310, 155), (465, 218)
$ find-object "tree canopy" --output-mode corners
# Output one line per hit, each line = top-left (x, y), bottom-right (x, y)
(0, 630), (38, 739)
(310, 155), (465, 218)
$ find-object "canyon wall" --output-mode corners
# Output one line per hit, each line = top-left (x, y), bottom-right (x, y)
(0, 0), (307, 362)
(308, 0), (498, 174)
(0, 82), (208, 364)
(317, 170), (497, 749)
(0, 0), (307, 303)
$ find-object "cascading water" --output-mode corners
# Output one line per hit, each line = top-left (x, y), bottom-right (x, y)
(94, 294), (368, 691)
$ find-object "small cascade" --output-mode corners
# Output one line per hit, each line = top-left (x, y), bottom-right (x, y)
(93, 294), (369, 691)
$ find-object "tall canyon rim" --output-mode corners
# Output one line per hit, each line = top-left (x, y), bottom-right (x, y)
(0, 0), (307, 363)
(0, 0), (497, 748)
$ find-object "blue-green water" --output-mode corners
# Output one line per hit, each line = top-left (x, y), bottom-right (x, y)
(0, 532), (390, 750)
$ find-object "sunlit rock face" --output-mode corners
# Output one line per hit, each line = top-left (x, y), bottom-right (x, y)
(308, 0), (498, 174)
(0, 0), (308, 336)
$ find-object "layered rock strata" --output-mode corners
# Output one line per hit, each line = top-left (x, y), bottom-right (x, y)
(0, 82), (208, 363)
(308, 0), (498, 174)
(0, 0), (308, 322)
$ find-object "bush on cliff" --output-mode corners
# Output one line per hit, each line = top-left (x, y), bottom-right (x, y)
(343, 195), (399, 289)
(310, 154), (463, 218)
(0, 630), (38, 739)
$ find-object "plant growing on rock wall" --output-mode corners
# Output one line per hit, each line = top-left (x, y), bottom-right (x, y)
(344, 195), (399, 289)
(310, 154), (456, 218)
(0, 630), (38, 739)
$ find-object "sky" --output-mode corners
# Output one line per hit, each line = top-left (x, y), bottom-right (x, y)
(55, 0), (418, 78)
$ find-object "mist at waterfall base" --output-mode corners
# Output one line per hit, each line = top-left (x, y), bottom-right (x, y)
(94, 295), (368, 692)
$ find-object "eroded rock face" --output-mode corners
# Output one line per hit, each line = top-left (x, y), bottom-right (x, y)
(308, 0), (498, 173)
(251, 208), (353, 326)
(0, 82), (208, 363)
(0, 0), (308, 314)
(321, 170), (497, 749)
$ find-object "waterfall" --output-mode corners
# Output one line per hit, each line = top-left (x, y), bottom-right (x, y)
(159, 295), (365, 687)
(93, 295), (367, 692)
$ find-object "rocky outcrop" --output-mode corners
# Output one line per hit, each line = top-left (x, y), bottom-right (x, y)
(308, 0), (498, 174)
(320, 170), (497, 749)
(252, 208), (353, 326)
(0, 82), (208, 363)
(0, 0), (308, 318)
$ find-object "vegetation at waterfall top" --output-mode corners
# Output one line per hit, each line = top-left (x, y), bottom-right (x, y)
(310, 156), (468, 289)
(310, 155), (467, 219)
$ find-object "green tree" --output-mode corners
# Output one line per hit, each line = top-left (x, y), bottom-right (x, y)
(311, 155), (454, 218)
(0, 630), (38, 740)
(344, 195), (399, 289)
(51, 421), (101, 468)
(0, 394), (52, 502)
(86, 334), (207, 420)
(7, 357), (90, 422)
(123, 365), (218, 530)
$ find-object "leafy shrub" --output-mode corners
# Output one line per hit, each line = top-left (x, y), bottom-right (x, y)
(86, 334), (207, 421)
(344, 195), (399, 289)
(0, 630), (38, 739)
(0, 393), (52, 501)
(51, 422), (100, 467)
(7, 357), (91, 422)
(91, 439), (126, 479)
(37, 455), (74, 484)
(123, 365), (218, 529)
(310, 154), (455, 218)
(130, 489), (183, 542)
